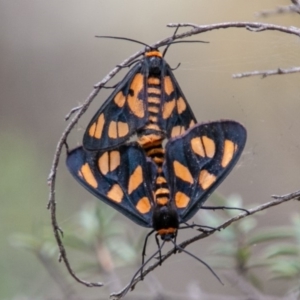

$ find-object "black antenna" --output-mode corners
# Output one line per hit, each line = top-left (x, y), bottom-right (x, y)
(95, 35), (150, 48)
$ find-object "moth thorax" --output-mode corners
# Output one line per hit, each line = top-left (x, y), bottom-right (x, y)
(148, 56), (163, 74)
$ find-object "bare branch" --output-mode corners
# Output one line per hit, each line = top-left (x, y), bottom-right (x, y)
(257, 4), (300, 17)
(167, 22), (300, 38)
(233, 66), (300, 79)
(111, 190), (299, 299)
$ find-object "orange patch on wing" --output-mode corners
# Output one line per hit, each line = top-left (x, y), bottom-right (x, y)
(128, 74), (144, 118)
(89, 113), (105, 139)
(108, 121), (129, 139)
(171, 125), (184, 137)
(117, 121), (129, 137)
(177, 97), (186, 114)
(107, 184), (123, 203)
(155, 187), (169, 196)
(202, 136), (215, 158)
(175, 191), (190, 208)
(114, 91), (126, 107)
(173, 161), (193, 184)
(164, 76), (174, 95)
(80, 163), (97, 188)
(189, 119), (195, 128)
(191, 137), (205, 157)
(162, 99), (175, 119)
(98, 151), (120, 175)
(221, 140), (235, 167)
(128, 165), (143, 194)
(199, 170), (216, 190)
(136, 197), (151, 214)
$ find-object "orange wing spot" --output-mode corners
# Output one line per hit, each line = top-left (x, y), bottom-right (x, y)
(107, 184), (123, 203)
(156, 176), (167, 184)
(164, 76), (174, 95)
(114, 91), (126, 108)
(171, 125), (184, 137)
(156, 197), (168, 205)
(117, 121), (129, 137)
(80, 163), (98, 188)
(145, 50), (162, 58)
(203, 136), (215, 158)
(128, 165), (143, 194)
(199, 170), (216, 190)
(108, 121), (129, 139)
(108, 121), (117, 139)
(177, 97), (187, 114)
(148, 96), (161, 105)
(175, 191), (190, 208)
(221, 140), (235, 168)
(173, 161), (193, 184)
(136, 197), (151, 214)
(148, 87), (161, 95)
(157, 228), (177, 236)
(191, 137), (205, 157)
(189, 119), (195, 128)
(148, 77), (160, 85)
(109, 151), (120, 172)
(89, 113), (105, 139)
(128, 74), (144, 118)
(162, 99), (175, 119)
(98, 152), (109, 175)
(98, 151), (119, 175)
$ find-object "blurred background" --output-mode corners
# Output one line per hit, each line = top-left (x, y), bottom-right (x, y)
(1, 0), (300, 299)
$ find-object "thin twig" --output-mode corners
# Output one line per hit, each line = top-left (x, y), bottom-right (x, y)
(111, 189), (300, 299)
(233, 66), (300, 79)
(257, 4), (300, 17)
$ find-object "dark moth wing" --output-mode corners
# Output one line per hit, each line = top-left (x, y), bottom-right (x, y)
(161, 65), (197, 139)
(66, 144), (155, 227)
(163, 121), (247, 223)
(83, 62), (148, 151)
(83, 50), (197, 151)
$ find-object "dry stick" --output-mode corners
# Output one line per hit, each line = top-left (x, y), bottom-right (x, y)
(233, 66), (300, 79)
(48, 22), (300, 289)
(111, 189), (300, 300)
(257, 4), (300, 17)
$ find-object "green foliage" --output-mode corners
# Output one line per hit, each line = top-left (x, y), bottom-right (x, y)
(200, 193), (300, 292)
